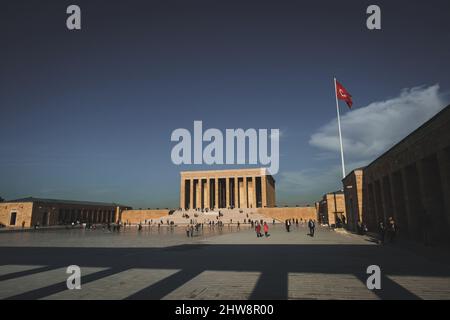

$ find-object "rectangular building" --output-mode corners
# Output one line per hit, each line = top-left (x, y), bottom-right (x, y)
(317, 191), (346, 227)
(180, 168), (275, 209)
(343, 105), (450, 242)
(0, 197), (131, 228)
(342, 168), (364, 232)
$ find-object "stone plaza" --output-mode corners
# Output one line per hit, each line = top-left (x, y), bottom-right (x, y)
(0, 224), (449, 300)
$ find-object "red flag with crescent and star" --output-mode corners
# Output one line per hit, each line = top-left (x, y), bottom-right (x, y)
(336, 80), (353, 108)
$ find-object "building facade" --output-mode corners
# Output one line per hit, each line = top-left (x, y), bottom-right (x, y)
(342, 168), (364, 232)
(343, 105), (450, 242)
(180, 168), (275, 209)
(0, 197), (131, 228)
(317, 191), (346, 227)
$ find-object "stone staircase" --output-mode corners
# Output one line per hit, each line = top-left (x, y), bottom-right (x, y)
(154, 208), (277, 225)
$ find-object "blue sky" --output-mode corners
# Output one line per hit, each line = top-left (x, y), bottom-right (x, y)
(1, 0), (450, 208)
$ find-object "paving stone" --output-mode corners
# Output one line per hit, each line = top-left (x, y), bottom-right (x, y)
(44, 268), (180, 300)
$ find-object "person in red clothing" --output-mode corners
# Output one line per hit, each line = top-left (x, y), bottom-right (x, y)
(263, 222), (270, 237)
(255, 222), (262, 238)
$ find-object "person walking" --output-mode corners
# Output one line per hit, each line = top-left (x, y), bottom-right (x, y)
(263, 222), (269, 237)
(357, 219), (363, 235)
(255, 222), (261, 238)
(308, 219), (315, 237)
(186, 225), (190, 237)
(387, 217), (397, 243)
(378, 220), (385, 244)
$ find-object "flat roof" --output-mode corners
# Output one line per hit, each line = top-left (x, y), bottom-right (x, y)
(325, 190), (344, 195)
(5, 197), (130, 208)
(180, 167), (270, 176)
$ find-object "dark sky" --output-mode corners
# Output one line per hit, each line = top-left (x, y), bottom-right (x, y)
(1, 0), (450, 208)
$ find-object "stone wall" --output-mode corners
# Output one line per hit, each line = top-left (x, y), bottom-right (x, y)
(2, 200), (129, 227)
(360, 105), (450, 241)
(0, 202), (34, 227)
(120, 209), (170, 224)
(342, 169), (364, 232)
(325, 193), (346, 226)
(317, 192), (346, 226)
(256, 207), (317, 222)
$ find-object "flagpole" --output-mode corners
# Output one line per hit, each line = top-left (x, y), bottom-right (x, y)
(334, 77), (346, 179)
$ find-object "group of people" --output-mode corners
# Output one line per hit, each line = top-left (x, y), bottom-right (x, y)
(283, 218), (316, 236)
(378, 217), (397, 244)
(356, 220), (368, 235)
(335, 215), (347, 228)
(185, 223), (202, 237)
(307, 219), (316, 237)
(255, 221), (270, 238)
(284, 218), (300, 232)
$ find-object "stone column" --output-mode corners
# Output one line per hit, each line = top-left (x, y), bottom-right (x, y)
(417, 157), (448, 240)
(243, 177), (248, 208)
(215, 178), (219, 209)
(268, 177), (276, 208)
(180, 178), (185, 209)
(388, 173), (403, 229)
(226, 177), (230, 209)
(196, 179), (201, 209)
(205, 178), (210, 209)
(261, 175), (267, 208)
(199, 180), (203, 209)
(234, 177), (239, 208)
(378, 176), (388, 222)
(367, 183), (378, 229)
(189, 179), (194, 210)
(382, 175), (395, 221)
(252, 176), (257, 208)
(416, 160), (432, 218)
(401, 167), (418, 237)
(373, 180), (384, 223)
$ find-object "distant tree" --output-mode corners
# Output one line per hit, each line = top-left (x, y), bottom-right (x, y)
(0, 196), (4, 202)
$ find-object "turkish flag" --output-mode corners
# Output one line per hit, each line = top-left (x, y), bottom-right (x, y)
(336, 80), (353, 108)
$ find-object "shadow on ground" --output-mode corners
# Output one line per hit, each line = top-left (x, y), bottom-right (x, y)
(1, 243), (450, 300)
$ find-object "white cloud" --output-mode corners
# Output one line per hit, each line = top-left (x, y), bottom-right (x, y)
(309, 84), (447, 161)
(277, 160), (368, 205)
(277, 84), (448, 204)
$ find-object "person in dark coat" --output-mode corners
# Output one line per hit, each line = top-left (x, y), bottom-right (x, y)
(387, 217), (397, 243)
(378, 220), (385, 244)
(308, 219), (315, 237)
